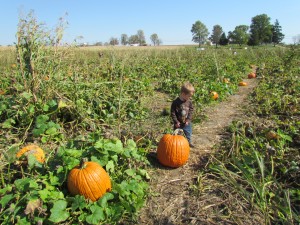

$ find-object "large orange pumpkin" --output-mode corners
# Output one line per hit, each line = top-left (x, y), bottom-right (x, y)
(211, 91), (219, 100)
(157, 129), (190, 168)
(16, 144), (45, 163)
(67, 158), (111, 202)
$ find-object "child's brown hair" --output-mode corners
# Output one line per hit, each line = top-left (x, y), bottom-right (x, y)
(181, 82), (195, 95)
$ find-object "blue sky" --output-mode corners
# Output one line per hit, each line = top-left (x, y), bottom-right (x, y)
(1, 0), (299, 45)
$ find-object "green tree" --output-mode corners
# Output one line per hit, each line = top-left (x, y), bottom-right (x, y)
(191, 20), (209, 47)
(271, 19), (285, 46)
(228, 25), (249, 46)
(121, 34), (128, 45)
(137, 30), (146, 45)
(150, 33), (161, 46)
(219, 32), (229, 45)
(210, 25), (223, 47)
(109, 37), (119, 46)
(128, 35), (139, 45)
(249, 14), (272, 45)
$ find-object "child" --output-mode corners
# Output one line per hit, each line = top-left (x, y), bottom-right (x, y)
(171, 82), (195, 147)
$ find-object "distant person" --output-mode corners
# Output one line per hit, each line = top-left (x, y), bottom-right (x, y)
(171, 82), (195, 147)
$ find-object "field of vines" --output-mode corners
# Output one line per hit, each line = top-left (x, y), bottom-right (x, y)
(0, 17), (299, 225)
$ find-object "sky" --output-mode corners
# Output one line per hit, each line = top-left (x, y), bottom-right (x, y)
(1, 0), (299, 46)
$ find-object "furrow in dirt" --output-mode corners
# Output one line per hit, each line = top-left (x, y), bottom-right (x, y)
(138, 78), (258, 225)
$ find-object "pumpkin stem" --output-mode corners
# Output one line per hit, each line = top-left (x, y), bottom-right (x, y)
(80, 158), (88, 169)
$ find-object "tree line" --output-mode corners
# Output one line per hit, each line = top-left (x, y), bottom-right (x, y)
(94, 30), (162, 46)
(191, 13), (285, 47)
(92, 13), (285, 47)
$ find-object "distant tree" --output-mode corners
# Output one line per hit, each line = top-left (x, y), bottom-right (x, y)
(109, 37), (119, 46)
(210, 25), (223, 47)
(137, 30), (146, 45)
(271, 19), (285, 46)
(228, 25), (249, 46)
(128, 35), (139, 45)
(95, 42), (103, 46)
(219, 32), (229, 45)
(249, 14), (272, 45)
(191, 20), (209, 47)
(121, 34), (128, 45)
(292, 34), (300, 44)
(150, 33), (162, 46)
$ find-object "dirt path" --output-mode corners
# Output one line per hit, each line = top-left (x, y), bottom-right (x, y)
(138, 77), (258, 225)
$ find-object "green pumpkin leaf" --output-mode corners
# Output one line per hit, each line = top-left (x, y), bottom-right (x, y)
(138, 169), (151, 180)
(70, 195), (86, 211)
(36, 115), (49, 125)
(45, 126), (57, 135)
(104, 140), (123, 153)
(48, 190), (64, 200)
(2, 118), (15, 128)
(15, 217), (31, 225)
(14, 178), (31, 191)
(0, 185), (12, 195)
(105, 160), (115, 173)
(49, 200), (70, 223)
(125, 139), (136, 149)
(124, 169), (136, 177)
(98, 192), (114, 208)
(21, 91), (33, 100)
(38, 189), (50, 201)
(0, 194), (14, 208)
(86, 205), (105, 224)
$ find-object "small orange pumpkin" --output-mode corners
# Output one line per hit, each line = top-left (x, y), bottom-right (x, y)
(266, 131), (280, 140)
(16, 144), (45, 163)
(67, 158), (112, 202)
(157, 129), (190, 168)
(238, 81), (248, 86)
(223, 78), (230, 84)
(211, 91), (219, 100)
(248, 72), (256, 79)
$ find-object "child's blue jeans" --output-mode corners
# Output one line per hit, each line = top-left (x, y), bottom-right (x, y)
(182, 123), (192, 143)
(174, 123), (192, 144)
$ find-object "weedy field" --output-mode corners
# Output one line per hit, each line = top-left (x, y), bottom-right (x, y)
(0, 16), (299, 225)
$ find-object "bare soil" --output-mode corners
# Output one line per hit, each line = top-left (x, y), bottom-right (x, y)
(137, 77), (259, 225)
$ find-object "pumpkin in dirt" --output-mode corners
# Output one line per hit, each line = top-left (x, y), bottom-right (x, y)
(16, 144), (45, 163)
(67, 158), (112, 202)
(211, 91), (219, 100)
(157, 129), (190, 168)
(248, 72), (256, 79)
(238, 81), (248, 86)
